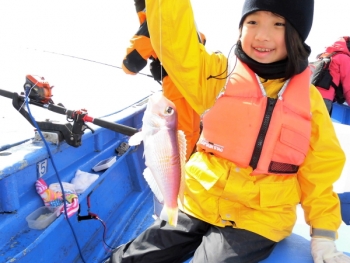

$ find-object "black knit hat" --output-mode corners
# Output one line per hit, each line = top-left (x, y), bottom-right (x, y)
(239, 0), (314, 41)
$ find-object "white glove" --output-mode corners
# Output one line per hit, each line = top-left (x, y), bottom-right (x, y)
(311, 237), (350, 263)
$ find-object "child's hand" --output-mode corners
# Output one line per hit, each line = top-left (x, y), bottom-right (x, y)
(311, 237), (350, 263)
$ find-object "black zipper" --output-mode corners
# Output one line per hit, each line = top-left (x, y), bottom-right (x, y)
(249, 97), (277, 170)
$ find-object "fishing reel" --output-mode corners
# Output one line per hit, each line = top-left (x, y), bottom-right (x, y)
(23, 75), (54, 104)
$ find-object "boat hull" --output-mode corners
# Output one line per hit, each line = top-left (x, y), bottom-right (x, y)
(0, 98), (349, 263)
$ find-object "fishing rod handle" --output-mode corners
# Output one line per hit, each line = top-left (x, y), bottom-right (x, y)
(0, 89), (15, 99)
(91, 117), (138, 136)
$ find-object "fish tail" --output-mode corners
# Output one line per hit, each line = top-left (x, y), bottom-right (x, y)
(160, 205), (178, 227)
(167, 207), (178, 227)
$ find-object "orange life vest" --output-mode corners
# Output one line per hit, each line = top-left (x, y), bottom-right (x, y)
(198, 60), (312, 175)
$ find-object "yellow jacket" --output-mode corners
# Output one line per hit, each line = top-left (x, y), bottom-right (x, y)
(146, 0), (345, 242)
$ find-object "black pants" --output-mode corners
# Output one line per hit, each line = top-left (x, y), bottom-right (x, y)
(106, 211), (276, 263)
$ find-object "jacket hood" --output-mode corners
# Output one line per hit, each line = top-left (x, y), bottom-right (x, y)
(324, 37), (350, 55)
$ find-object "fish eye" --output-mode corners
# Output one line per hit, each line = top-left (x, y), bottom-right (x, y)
(165, 106), (174, 114)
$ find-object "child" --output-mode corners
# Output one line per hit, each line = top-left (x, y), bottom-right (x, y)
(106, 0), (350, 262)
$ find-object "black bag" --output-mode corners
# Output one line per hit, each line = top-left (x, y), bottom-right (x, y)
(311, 52), (346, 104)
(311, 57), (333, 90)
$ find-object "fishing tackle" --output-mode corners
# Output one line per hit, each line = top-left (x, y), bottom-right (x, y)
(0, 75), (138, 147)
(24, 74), (54, 104)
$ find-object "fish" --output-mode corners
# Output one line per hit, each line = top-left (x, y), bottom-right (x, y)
(129, 92), (187, 227)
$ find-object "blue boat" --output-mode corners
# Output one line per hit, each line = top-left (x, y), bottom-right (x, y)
(0, 77), (349, 262)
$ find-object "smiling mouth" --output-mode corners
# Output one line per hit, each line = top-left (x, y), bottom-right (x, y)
(254, 47), (274, 52)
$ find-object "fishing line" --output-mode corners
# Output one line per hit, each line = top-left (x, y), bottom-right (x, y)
(207, 43), (237, 80)
(153, 1), (237, 83)
(27, 47), (155, 79)
(17, 75), (40, 112)
(41, 48), (163, 88)
(158, 0), (164, 88)
(23, 86), (87, 263)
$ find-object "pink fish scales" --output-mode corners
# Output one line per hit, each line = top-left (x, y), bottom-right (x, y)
(129, 92), (186, 227)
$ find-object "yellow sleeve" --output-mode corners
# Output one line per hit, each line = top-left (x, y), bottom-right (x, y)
(146, 0), (227, 115)
(298, 85), (345, 236)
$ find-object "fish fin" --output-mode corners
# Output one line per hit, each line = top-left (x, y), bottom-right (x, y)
(143, 167), (164, 203)
(160, 204), (178, 227)
(177, 130), (187, 205)
(128, 131), (143, 146)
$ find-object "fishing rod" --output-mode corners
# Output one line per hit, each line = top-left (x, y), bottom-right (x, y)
(0, 75), (138, 147)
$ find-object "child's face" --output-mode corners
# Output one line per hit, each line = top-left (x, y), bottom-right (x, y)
(240, 11), (288, 64)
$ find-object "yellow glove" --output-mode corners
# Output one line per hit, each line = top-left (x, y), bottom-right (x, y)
(311, 237), (350, 263)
